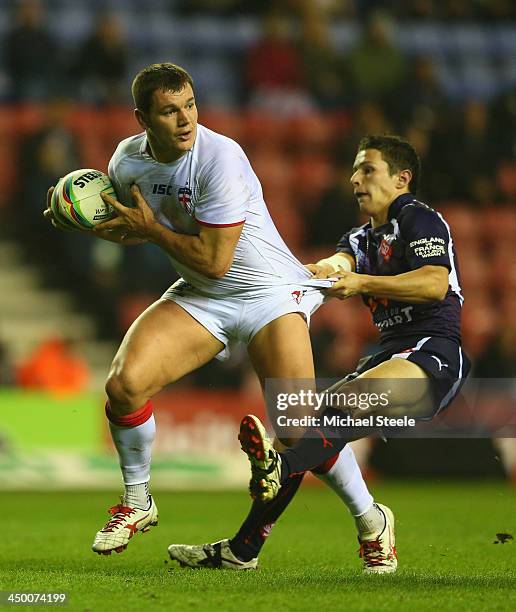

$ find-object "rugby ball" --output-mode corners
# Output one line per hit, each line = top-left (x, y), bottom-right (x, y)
(51, 168), (117, 230)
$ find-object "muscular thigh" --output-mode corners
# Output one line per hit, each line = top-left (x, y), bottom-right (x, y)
(248, 312), (315, 381)
(109, 299), (224, 401)
(248, 313), (315, 444)
(329, 358), (432, 418)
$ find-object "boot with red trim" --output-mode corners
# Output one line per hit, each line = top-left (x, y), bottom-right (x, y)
(358, 503), (397, 574)
(92, 495), (158, 555)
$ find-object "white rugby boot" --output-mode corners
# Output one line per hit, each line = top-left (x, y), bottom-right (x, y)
(168, 539), (257, 570)
(92, 495), (158, 555)
(358, 503), (397, 574)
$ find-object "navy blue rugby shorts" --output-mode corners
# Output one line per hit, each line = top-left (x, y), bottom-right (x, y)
(347, 335), (471, 417)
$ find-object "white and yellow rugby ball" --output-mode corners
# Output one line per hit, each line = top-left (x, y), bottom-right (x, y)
(51, 168), (117, 230)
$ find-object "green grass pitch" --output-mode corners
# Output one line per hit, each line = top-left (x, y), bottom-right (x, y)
(2, 481), (515, 611)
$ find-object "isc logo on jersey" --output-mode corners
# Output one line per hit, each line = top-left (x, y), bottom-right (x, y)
(152, 183), (175, 196)
(152, 184), (194, 215)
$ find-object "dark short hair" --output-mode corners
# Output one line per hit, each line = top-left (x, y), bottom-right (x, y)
(357, 134), (421, 194)
(132, 63), (194, 114)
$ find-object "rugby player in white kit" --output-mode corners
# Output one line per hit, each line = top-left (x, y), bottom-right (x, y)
(45, 63), (394, 572)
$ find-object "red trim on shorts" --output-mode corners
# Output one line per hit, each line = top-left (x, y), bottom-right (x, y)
(105, 400), (153, 427)
(194, 217), (245, 228)
(310, 452), (339, 474)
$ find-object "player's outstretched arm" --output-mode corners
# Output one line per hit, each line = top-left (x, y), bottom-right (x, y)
(327, 265), (449, 303)
(97, 185), (243, 278)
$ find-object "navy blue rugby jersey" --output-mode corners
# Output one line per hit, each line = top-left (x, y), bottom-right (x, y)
(336, 193), (464, 346)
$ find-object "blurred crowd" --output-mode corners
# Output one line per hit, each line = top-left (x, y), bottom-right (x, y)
(1, 0), (515, 393)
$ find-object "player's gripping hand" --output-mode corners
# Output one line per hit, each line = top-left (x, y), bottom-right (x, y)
(325, 269), (364, 300)
(44, 186), (145, 244)
(96, 185), (156, 242)
(304, 263), (334, 279)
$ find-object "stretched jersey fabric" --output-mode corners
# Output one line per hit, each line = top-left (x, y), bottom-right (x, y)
(336, 193), (464, 346)
(108, 124), (310, 296)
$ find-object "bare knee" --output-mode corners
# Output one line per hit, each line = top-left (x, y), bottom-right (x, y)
(105, 360), (155, 414)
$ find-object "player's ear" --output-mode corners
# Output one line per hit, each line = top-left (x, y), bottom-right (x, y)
(397, 169), (412, 189)
(135, 108), (149, 130)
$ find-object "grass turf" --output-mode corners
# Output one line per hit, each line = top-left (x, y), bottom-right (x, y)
(2, 481), (515, 611)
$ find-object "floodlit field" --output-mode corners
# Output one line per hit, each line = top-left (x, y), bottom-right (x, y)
(2, 481), (515, 611)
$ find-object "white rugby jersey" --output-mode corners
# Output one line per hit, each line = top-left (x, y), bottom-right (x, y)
(108, 124), (310, 296)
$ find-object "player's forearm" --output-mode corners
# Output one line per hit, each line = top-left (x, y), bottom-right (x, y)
(360, 266), (449, 303)
(147, 223), (231, 278)
(94, 228), (148, 245)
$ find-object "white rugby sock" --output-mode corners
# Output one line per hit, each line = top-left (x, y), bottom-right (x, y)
(314, 445), (374, 518)
(109, 415), (155, 508)
(124, 482), (151, 510)
(354, 503), (385, 539)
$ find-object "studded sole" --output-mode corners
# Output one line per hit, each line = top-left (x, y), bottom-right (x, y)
(238, 415), (267, 461)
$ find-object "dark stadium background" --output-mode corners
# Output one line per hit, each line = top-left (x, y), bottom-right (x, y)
(0, 0), (515, 489)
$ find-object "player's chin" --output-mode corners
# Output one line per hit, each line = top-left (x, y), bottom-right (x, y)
(173, 140), (191, 152)
(358, 201), (371, 214)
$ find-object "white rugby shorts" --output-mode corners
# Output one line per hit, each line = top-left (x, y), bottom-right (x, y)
(162, 278), (334, 360)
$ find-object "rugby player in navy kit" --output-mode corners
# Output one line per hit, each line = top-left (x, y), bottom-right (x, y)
(239, 135), (471, 572)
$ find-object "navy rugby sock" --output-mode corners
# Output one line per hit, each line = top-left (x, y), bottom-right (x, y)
(229, 474), (304, 561)
(280, 408), (375, 480)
